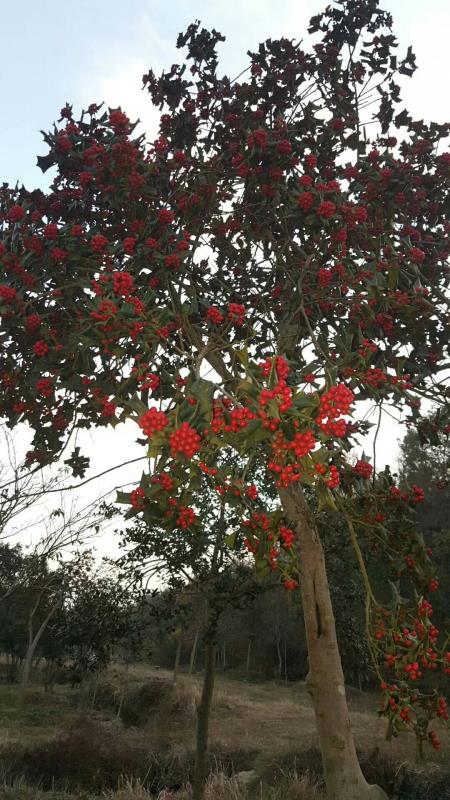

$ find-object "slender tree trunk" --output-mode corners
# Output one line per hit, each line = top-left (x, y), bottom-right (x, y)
(191, 503), (224, 800)
(284, 639), (288, 685)
(44, 660), (53, 693)
(275, 622), (282, 678)
(278, 483), (388, 800)
(189, 627), (200, 674)
(246, 639), (252, 673)
(90, 671), (100, 712)
(19, 598), (61, 706)
(117, 662), (130, 718)
(8, 655), (19, 684)
(192, 643), (216, 800)
(173, 634), (182, 684)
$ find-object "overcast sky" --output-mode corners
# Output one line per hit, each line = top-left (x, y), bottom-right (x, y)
(1, 0), (449, 552)
(2, 0), (449, 190)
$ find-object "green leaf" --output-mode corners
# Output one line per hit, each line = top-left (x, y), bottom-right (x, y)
(235, 348), (249, 368)
(116, 491), (131, 505)
(225, 532), (237, 549)
(387, 267), (400, 290)
(316, 483), (337, 512)
(237, 380), (260, 400)
(37, 153), (55, 173)
(146, 429), (169, 458)
(189, 377), (215, 418)
(125, 397), (149, 416)
(254, 556), (270, 581)
(64, 447), (90, 479)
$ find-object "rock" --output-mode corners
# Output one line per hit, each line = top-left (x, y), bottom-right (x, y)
(235, 769), (259, 787)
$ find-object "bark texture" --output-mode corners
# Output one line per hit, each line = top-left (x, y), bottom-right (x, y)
(192, 643), (216, 800)
(172, 634), (182, 684)
(246, 639), (252, 672)
(278, 483), (388, 800)
(189, 627), (200, 674)
(19, 597), (61, 706)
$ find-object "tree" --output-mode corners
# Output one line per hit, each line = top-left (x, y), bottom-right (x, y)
(397, 420), (450, 637)
(17, 552), (64, 703)
(51, 563), (134, 690)
(398, 415), (450, 538)
(0, 424), (74, 549)
(0, 542), (29, 681)
(0, 544), (65, 693)
(0, 424), (110, 612)
(0, 1), (449, 797)
(117, 461), (262, 800)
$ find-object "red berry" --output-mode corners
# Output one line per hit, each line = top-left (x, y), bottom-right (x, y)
(354, 459), (373, 479)
(138, 407), (169, 437)
(33, 340), (49, 357)
(169, 422), (201, 459)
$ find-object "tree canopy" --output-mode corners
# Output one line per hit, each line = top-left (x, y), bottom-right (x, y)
(0, 0), (449, 796)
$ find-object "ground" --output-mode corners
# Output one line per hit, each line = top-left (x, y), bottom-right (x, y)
(0, 664), (448, 799)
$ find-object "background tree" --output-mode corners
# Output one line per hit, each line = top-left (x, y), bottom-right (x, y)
(117, 460), (263, 800)
(51, 563), (134, 694)
(397, 420), (450, 647)
(398, 415), (450, 538)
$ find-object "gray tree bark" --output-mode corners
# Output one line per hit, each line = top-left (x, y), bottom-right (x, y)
(19, 596), (61, 705)
(192, 642), (216, 800)
(278, 483), (388, 800)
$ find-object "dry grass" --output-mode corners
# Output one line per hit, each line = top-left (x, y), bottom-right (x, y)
(0, 665), (449, 799)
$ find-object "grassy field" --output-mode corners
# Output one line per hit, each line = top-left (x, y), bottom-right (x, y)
(0, 664), (448, 799)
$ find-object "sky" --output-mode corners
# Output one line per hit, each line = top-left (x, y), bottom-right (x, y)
(1, 0), (449, 552)
(1, 0), (449, 190)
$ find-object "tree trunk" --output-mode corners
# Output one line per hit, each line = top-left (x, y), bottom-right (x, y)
(8, 655), (19, 684)
(173, 634), (182, 684)
(90, 671), (100, 712)
(117, 662), (130, 718)
(19, 598), (61, 706)
(192, 643), (216, 800)
(189, 627), (200, 674)
(191, 504), (223, 800)
(278, 483), (388, 800)
(246, 639), (252, 673)
(44, 660), (55, 693)
(275, 621), (282, 678)
(284, 639), (288, 685)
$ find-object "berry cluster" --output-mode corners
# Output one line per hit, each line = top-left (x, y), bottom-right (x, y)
(258, 356), (293, 413)
(131, 486), (145, 510)
(169, 422), (201, 459)
(354, 459), (373, 479)
(0, 285), (17, 302)
(326, 464), (340, 488)
(36, 377), (53, 398)
(33, 341), (49, 357)
(228, 303), (246, 325)
(91, 233), (109, 253)
(112, 271), (134, 296)
(317, 200), (336, 218)
(317, 384), (354, 435)
(224, 406), (257, 432)
(206, 306), (224, 324)
(290, 430), (316, 458)
(297, 191), (314, 212)
(279, 526), (295, 548)
(176, 506), (196, 529)
(139, 407), (169, 437)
